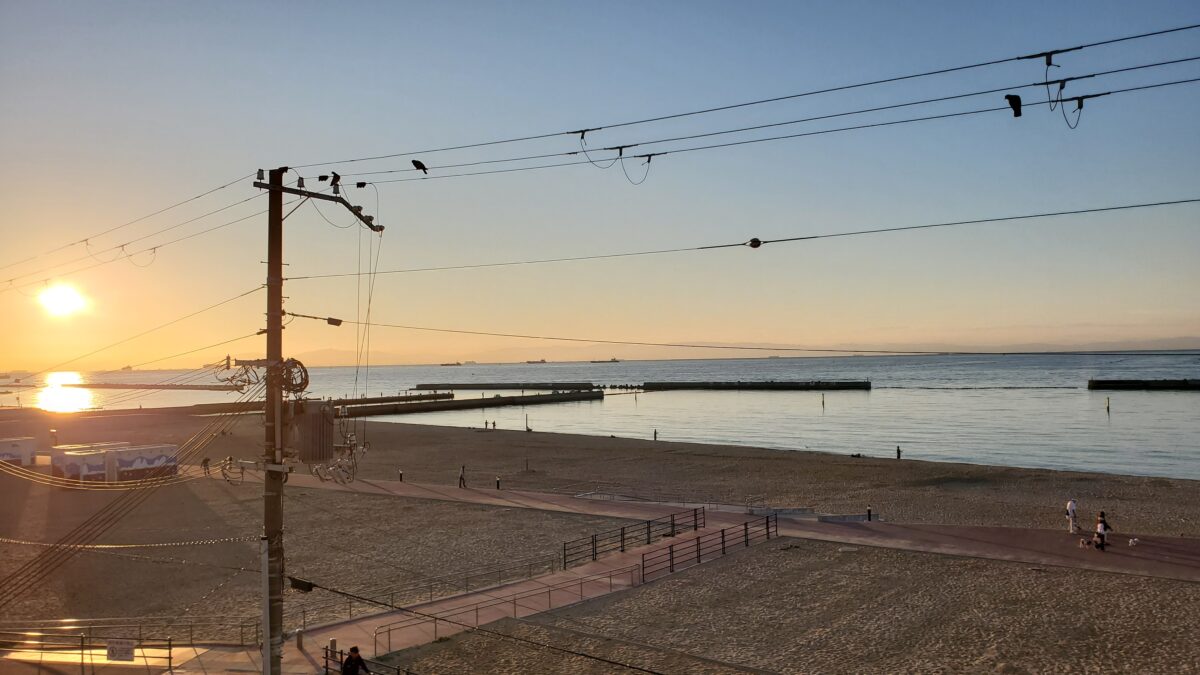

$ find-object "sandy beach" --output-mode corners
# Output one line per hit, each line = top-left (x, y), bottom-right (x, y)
(3, 411), (1199, 672)
(389, 538), (1200, 674)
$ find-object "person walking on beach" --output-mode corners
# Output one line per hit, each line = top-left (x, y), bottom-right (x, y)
(201, 457), (210, 476)
(341, 646), (371, 674)
(458, 464), (467, 488)
(1066, 498), (1078, 534)
(1095, 511), (1112, 551)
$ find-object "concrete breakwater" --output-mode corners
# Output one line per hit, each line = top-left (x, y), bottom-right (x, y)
(339, 390), (604, 418)
(641, 381), (871, 391)
(1087, 379), (1200, 391)
(412, 382), (595, 391)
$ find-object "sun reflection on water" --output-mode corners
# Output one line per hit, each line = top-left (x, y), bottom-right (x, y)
(36, 372), (94, 413)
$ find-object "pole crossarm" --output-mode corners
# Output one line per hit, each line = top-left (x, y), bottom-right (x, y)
(252, 179), (384, 232)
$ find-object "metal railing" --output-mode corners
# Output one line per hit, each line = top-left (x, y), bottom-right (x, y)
(641, 514), (777, 582)
(289, 554), (559, 631)
(0, 630), (175, 671)
(323, 645), (416, 674)
(0, 615), (258, 646)
(562, 508), (704, 568)
(372, 564), (640, 656)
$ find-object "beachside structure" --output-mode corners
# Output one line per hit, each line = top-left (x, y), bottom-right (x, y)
(50, 443), (178, 481)
(0, 437), (36, 466)
(50, 442), (131, 478)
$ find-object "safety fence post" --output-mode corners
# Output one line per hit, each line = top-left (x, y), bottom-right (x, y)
(620, 525), (626, 552)
(669, 544), (675, 573)
(721, 529), (727, 555)
(743, 521), (750, 547)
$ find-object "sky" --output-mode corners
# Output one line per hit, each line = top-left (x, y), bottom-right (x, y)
(1, 1), (1198, 371)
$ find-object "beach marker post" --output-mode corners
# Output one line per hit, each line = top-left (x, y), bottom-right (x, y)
(867, 505), (872, 522)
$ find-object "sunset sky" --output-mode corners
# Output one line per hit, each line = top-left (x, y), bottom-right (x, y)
(1, 1), (1198, 371)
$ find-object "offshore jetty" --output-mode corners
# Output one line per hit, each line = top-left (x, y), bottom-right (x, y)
(412, 382), (595, 390)
(641, 381), (871, 391)
(339, 390), (602, 417)
(1087, 379), (1200, 391)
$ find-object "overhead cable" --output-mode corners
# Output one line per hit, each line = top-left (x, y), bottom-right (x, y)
(335, 56), (1200, 180)
(354, 77), (1200, 187)
(286, 197), (1200, 281)
(28, 286), (264, 377)
(294, 578), (663, 674)
(294, 23), (1200, 170)
(3, 193), (266, 287)
(289, 313), (1200, 358)
(0, 173), (254, 273)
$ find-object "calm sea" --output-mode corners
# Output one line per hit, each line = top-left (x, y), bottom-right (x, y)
(4, 354), (1198, 479)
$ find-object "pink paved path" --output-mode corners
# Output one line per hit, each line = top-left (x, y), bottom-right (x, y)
(283, 474), (1200, 583)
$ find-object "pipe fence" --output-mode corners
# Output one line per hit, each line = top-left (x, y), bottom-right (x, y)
(0, 629), (175, 671)
(372, 564), (640, 656)
(641, 514), (777, 582)
(562, 507), (704, 568)
(289, 554), (558, 631)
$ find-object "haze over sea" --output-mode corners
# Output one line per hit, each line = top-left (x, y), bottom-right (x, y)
(6, 353), (1198, 480)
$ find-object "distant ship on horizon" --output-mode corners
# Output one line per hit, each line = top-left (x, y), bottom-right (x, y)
(440, 362), (463, 367)
(590, 358), (621, 363)
(525, 359), (547, 364)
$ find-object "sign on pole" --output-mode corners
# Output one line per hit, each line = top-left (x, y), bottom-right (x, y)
(106, 638), (135, 662)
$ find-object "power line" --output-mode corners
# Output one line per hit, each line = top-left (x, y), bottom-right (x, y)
(290, 314), (1200, 358)
(334, 56), (1200, 180)
(294, 578), (664, 674)
(357, 76), (1200, 186)
(294, 23), (1200, 170)
(3, 193), (265, 287)
(0, 173), (254, 273)
(1, 199), (296, 294)
(28, 286), (264, 377)
(0, 381), (267, 608)
(286, 197), (1200, 282)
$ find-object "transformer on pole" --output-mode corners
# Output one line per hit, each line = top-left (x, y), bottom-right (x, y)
(254, 167), (382, 674)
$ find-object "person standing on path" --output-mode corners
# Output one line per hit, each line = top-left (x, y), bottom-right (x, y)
(341, 646), (371, 674)
(201, 457), (210, 476)
(458, 464), (467, 488)
(1095, 511), (1112, 551)
(1066, 498), (1078, 534)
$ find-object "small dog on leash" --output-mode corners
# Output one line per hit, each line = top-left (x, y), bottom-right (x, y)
(1128, 538), (1139, 547)
(1078, 538), (1091, 549)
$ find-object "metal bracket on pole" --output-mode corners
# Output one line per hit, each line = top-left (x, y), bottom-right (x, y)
(253, 181), (384, 232)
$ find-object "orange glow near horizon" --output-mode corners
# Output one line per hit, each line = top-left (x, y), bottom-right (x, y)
(36, 372), (93, 413)
(38, 284), (87, 317)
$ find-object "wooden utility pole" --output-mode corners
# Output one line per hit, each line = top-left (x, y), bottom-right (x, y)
(262, 166), (286, 675)
(254, 166), (382, 675)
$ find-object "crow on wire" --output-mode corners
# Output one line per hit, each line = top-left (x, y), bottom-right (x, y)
(412, 159), (429, 174)
(1004, 94), (1023, 117)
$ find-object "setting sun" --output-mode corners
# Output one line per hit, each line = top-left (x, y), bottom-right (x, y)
(38, 284), (87, 317)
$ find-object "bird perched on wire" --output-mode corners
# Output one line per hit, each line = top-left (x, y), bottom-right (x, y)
(412, 160), (429, 175)
(1004, 94), (1022, 118)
